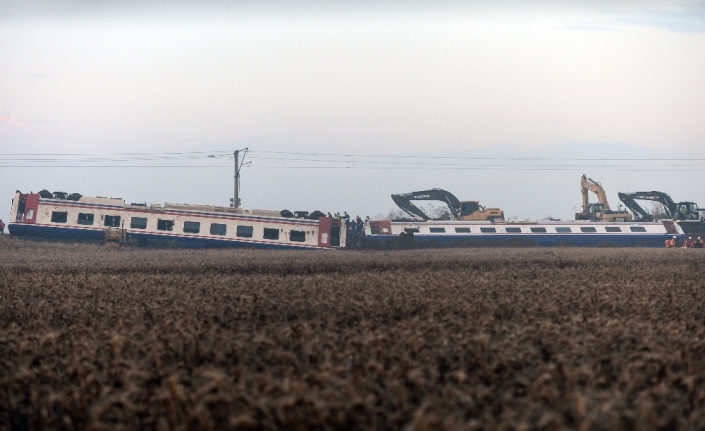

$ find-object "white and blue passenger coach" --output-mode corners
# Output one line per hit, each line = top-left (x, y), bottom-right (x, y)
(7, 190), (345, 249)
(366, 219), (684, 247)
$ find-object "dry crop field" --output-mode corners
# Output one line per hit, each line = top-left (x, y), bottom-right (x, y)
(1, 237), (705, 430)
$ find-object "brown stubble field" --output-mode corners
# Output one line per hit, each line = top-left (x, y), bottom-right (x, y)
(1, 237), (705, 430)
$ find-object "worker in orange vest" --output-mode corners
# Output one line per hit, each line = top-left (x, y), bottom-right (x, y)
(665, 235), (677, 248)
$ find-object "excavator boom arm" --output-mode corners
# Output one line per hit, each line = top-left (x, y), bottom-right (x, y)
(585, 176), (611, 210)
(391, 189), (462, 221)
(618, 191), (678, 221)
(580, 176), (589, 215)
(617, 192), (654, 222)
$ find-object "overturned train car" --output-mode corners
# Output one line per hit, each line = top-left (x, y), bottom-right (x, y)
(8, 191), (345, 249)
(365, 219), (684, 247)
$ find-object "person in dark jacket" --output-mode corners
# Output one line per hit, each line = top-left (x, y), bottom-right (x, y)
(355, 215), (364, 237)
(0, 219), (5, 235)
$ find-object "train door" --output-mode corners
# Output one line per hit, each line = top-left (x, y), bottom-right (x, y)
(318, 217), (343, 247)
(15, 193), (39, 224)
(318, 216), (331, 247)
(317, 216), (335, 247)
(330, 219), (342, 247)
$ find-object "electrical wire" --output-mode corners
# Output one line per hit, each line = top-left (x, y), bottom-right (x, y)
(248, 149), (705, 162)
(246, 156), (705, 168)
(0, 149), (703, 171)
(0, 165), (234, 168)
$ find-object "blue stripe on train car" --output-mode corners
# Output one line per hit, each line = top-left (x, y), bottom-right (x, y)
(8, 223), (320, 250)
(366, 233), (678, 247)
(130, 232), (315, 250)
(146, 238), (207, 249)
(8, 223), (105, 242)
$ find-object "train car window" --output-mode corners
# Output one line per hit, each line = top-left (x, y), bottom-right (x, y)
(77, 213), (94, 225)
(210, 223), (227, 236)
(130, 217), (148, 229)
(530, 227), (547, 233)
(183, 221), (200, 233)
(51, 212), (68, 223)
(429, 227), (446, 233)
(157, 219), (174, 231)
(480, 227), (496, 233)
(104, 215), (121, 227)
(630, 226), (647, 232)
(555, 227), (572, 233)
(290, 230), (306, 242)
(580, 227), (597, 233)
(605, 227), (622, 232)
(237, 225), (253, 238)
(506, 227), (522, 233)
(263, 228), (279, 240)
(455, 227), (471, 233)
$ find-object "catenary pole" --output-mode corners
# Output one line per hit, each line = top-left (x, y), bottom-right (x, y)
(234, 150), (239, 209)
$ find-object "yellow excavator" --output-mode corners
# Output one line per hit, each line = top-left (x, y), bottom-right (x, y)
(575, 175), (632, 222)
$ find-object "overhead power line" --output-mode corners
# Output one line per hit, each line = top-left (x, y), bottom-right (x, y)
(248, 150), (705, 162)
(0, 149), (703, 171)
(0, 149), (701, 161)
(0, 165), (234, 168)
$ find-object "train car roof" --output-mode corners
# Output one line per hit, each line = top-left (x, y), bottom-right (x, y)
(27, 192), (284, 219)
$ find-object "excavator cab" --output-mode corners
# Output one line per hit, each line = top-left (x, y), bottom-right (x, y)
(676, 202), (699, 220)
(589, 203), (604, 216)
(459, 200), (504, 221)
(576, 203), (604, 221)
(460, 201), (481, 217)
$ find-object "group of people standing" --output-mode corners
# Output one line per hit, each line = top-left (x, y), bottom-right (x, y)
(327, 211), (369, 239)
(684, 237), (705, 248)
(665, 235), (705, 248)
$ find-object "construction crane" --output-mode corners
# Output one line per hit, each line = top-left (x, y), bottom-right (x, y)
(391, 188), (504, 221)
(617, 191), (700, 222)
(575, 175), (632, 222)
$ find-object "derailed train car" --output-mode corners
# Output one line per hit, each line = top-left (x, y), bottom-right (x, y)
(365, 219), (684, 247)
(7, 190), (345, 249)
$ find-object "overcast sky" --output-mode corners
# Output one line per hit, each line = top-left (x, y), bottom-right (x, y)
(1, 1), (704, 221)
